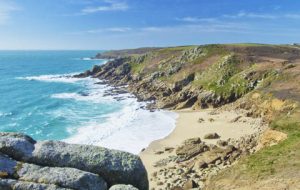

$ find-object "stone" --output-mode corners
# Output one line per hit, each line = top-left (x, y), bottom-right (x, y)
(196, 161), (208, 169)
(176, 142), (209, 160)
(230, 116), (242, 123)
(183, 138), (201, 145)
(183, 180), (198, 190)
(216, 140), (228, 147)
(164, 147), (175, 152)
(215, 159), (222, 165)
(0, 153), (17, 177)
(157, 181), (164, 186)
(0, 133), (148, 190)
(200, 146), (237, 165)
(203, 133), (220, 139)
(208, 118), (215, 122)
(0, 132), (36, 160)
(198, 118), (205, 123)
(109, 184), (139, 190)
(1, 153), (107, 190)
(0, 178), (71, 190)
(155, 150), (164, 155)
(17, 163), (107, 190)
(30, 141), (148, 190)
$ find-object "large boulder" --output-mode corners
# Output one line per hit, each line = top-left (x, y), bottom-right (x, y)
(0, 132), (35, 160)
(0, 133), (148, 190)
(17, 163), (107, 190)
(30, 141), (148, 189)
(0, 153), (107, 190)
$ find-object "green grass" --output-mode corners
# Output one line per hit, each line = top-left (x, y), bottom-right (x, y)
(129, 62), (145, 75)
(239, 111), (300, 178)
(193, 54), (243, 97)
(192, 45), (228, 65)
(246, 126), (300, 177)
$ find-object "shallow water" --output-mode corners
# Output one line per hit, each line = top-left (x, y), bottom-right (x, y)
(0, 51), (177, 154)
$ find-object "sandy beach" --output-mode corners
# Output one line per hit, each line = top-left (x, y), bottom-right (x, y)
(139, 109), (265, 188)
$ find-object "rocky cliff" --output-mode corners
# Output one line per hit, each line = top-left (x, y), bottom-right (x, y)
(0, 132), (148, 190)
(76, 44), (300, 110)
(76, 43), (300, 189)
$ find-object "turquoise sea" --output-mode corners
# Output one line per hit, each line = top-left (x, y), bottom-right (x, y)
(0, 51), (177, 154)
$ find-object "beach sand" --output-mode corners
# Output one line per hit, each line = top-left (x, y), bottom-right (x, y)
(139, 109), (265, 187)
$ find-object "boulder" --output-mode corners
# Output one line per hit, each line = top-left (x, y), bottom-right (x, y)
(109, 184), (139, 190)
(183, 180), (198, 190)
(0, 153), (17, 177)
(176, 138), (208, 160)
(0, 179), (71, 190)
(200, 145), (237, 164)
(0, 133), (148, 190)
(1, 153), (107, 190)
(30, 141), (148, 189)
(203, 133), (220, 139)
(17, 163), (107, 190)
(216, 140), (228, 147)
(0, 132), (35, 160)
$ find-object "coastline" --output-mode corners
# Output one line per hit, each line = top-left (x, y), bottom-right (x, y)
(139, 108), (266, 188)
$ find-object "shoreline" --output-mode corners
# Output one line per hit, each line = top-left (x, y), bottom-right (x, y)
(139, 108), (266, 188)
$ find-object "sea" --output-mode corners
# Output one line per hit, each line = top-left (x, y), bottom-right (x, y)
(0, 50), (177, 154)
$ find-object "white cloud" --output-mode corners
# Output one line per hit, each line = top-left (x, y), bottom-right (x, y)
(284, 14), (300, 19)
(0, 1), (20, 24)
(223, 11), (300, 20)
(87, 27), (131, 33)
(177, 17), (218, 23)
(223, 11), (277, 19)
(81, 0), (128, 14)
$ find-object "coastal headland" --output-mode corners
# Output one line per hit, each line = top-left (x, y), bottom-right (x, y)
(77, 43), (300, 189)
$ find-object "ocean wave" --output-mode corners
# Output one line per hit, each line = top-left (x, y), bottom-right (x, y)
(64, 98), (178, 154)
(17, 72), (178, 155)
(51, 91), (115, 103)
(81, 57), (93, 60)
(0, 111), (13, 118)
(16, 73), (86, 83)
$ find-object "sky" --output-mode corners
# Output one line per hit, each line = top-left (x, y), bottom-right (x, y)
(1, 0), (300, 50)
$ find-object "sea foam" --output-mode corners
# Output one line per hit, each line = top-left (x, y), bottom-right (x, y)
(17, 73), (85, 83)
(20, 73), (178, 154)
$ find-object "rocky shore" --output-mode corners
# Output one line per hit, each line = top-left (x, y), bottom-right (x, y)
(75, 44), (300, 111)
(139, 109), (270, 190)
(0, 132), (148, 190)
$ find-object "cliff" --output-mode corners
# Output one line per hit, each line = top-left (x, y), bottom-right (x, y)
(77, 43), (300, 189)
(77, 44), (300, 110)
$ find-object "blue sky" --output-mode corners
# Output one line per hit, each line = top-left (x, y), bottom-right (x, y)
(1, 0), (300, 50)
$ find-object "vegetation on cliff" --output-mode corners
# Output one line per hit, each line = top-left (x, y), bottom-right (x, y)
(77, 43), (300, 189)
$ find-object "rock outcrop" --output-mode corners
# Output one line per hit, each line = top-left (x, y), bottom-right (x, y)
(76, 44), (300, 110)
(0, 132), (148, 190)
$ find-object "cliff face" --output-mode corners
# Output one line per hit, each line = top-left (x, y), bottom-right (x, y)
(0, 132), (148, 190)
(77, 44), (300, 110)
